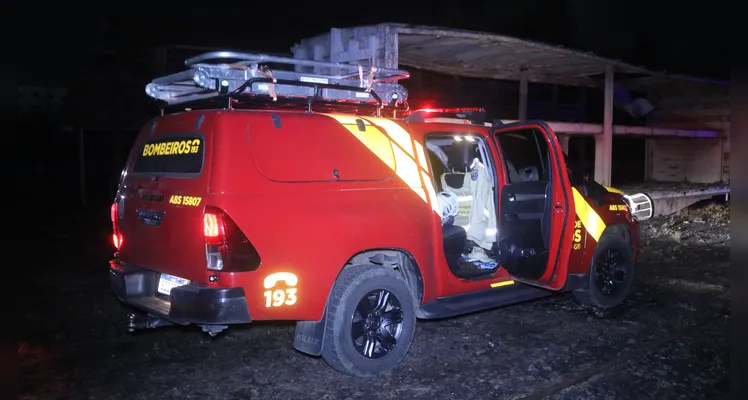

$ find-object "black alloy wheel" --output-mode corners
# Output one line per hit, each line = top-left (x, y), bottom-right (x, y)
(321, 265), (417, 377)
(572, 231), (635, 309)
(593, 248), (628, 297)
(350, 289), (404, 359)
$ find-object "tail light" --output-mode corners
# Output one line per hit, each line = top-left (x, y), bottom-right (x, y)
(110, 203), (123, 250)
(203, 206), (262, 272)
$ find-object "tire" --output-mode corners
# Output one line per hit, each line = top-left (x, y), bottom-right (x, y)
(321, 265), (416, 377)
(573, 231), (635, 309)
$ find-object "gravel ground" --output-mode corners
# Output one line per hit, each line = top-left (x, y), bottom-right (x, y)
(19, 200), (729, 400)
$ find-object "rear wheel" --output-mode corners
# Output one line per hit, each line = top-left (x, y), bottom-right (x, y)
(573, 232), (635, 308)
(321, 265), (416, 377)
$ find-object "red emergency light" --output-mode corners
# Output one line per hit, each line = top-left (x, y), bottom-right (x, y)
(412, 107), (485, 114)
(403, 107), (487, 125)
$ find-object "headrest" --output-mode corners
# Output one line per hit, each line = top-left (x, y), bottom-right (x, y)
(445, 142), (476, 170)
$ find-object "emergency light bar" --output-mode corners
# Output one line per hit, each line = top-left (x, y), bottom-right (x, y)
(403, 107), (488, 125)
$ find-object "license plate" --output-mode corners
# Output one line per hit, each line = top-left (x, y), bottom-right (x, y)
(157, 273), (190, 296)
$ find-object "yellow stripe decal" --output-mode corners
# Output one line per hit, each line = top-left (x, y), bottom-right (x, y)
(421, 170), (442, 215)
(414, 140), (429, 171)
(572, 187), (607, 241)
(490, 280), (515, 288)
(324, 113), (439, 214)
(603, 186), (624, 194)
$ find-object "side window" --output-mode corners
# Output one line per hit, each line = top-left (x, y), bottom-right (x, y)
(496, 128), (551, 183)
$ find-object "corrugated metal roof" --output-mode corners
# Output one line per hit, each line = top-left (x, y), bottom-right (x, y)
(391, 24), (649, 86)
(389, 23), (723, 89)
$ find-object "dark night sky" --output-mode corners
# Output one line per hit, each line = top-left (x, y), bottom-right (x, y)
(22, 0), (728, 80)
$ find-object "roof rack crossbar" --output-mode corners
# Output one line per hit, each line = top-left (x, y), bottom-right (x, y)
(145, 51), (410, 114)
(234, 77), (386, 115)
(162, 96), (387, 116)
(185, 51), (410, 81)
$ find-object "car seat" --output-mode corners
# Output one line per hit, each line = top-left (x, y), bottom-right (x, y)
(466, 160), (498, 251)
(505, 159), (523, 183)
(440, 141), (476, 196)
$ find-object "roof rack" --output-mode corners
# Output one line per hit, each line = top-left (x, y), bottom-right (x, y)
(145, 51), (411, 116)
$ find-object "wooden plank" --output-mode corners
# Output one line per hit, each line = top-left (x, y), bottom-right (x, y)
(397, 60), (599, 86)
(595, 64), (614, 185)
(499, 120), (722, 138)
(647, 138), (724, 183)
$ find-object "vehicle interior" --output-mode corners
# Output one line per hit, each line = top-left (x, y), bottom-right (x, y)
(425, 133), (501, 280)
(493, 128), (554, 281)
(426, 129), (556, 282)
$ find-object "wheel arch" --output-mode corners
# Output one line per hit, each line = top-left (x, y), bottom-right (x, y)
(571, 222), (637, 308)
(342, 248), (425, 305)
(564, 222), (634, 292)
(602, 222), (634, 254)
(293, 247), (425, 357)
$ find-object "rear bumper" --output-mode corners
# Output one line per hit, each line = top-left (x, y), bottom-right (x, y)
(109, 259), (251, 325)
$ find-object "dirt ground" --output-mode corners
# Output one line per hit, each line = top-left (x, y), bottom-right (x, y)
(20, 199), (729, 400)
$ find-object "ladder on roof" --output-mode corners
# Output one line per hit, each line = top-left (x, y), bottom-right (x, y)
(145, 51), (411, 116)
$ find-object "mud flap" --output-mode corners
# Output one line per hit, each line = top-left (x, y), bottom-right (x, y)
(560, 273), (587, 292)
(293, 311), (328, 356)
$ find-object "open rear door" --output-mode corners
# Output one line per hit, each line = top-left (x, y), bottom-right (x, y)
(491, 121), (575, 290)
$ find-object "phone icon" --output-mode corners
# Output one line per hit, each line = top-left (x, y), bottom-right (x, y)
(263, 272), (298, 289)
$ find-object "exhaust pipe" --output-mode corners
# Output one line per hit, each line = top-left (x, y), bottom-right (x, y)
(127, 312), (173, 332)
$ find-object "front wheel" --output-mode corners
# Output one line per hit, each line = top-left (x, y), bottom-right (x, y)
(321, 265), (416, 377)
(573, 232), (635, 308)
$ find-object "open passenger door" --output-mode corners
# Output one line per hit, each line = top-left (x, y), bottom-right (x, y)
(490, 121), (575, 290)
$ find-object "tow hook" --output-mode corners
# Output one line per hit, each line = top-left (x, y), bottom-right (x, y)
(127, 312), (173, 332)
(200, 324), (228, 337)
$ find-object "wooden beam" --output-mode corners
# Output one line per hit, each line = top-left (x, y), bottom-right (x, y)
(499, 120), (722, 138)
(594, 64), (614, 186)
(397, 59), (600, 87)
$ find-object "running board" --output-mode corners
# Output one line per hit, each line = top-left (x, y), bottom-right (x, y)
(416, 283), (553, 320)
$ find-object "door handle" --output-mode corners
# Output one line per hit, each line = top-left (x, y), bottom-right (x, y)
(508, 193), (545, 202)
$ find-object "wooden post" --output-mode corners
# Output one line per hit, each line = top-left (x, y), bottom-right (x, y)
(594, 64), (614, 185)
(519, 69), (528, 120)
(382, 24), (399, 69)
(558, 134), (570, 154)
